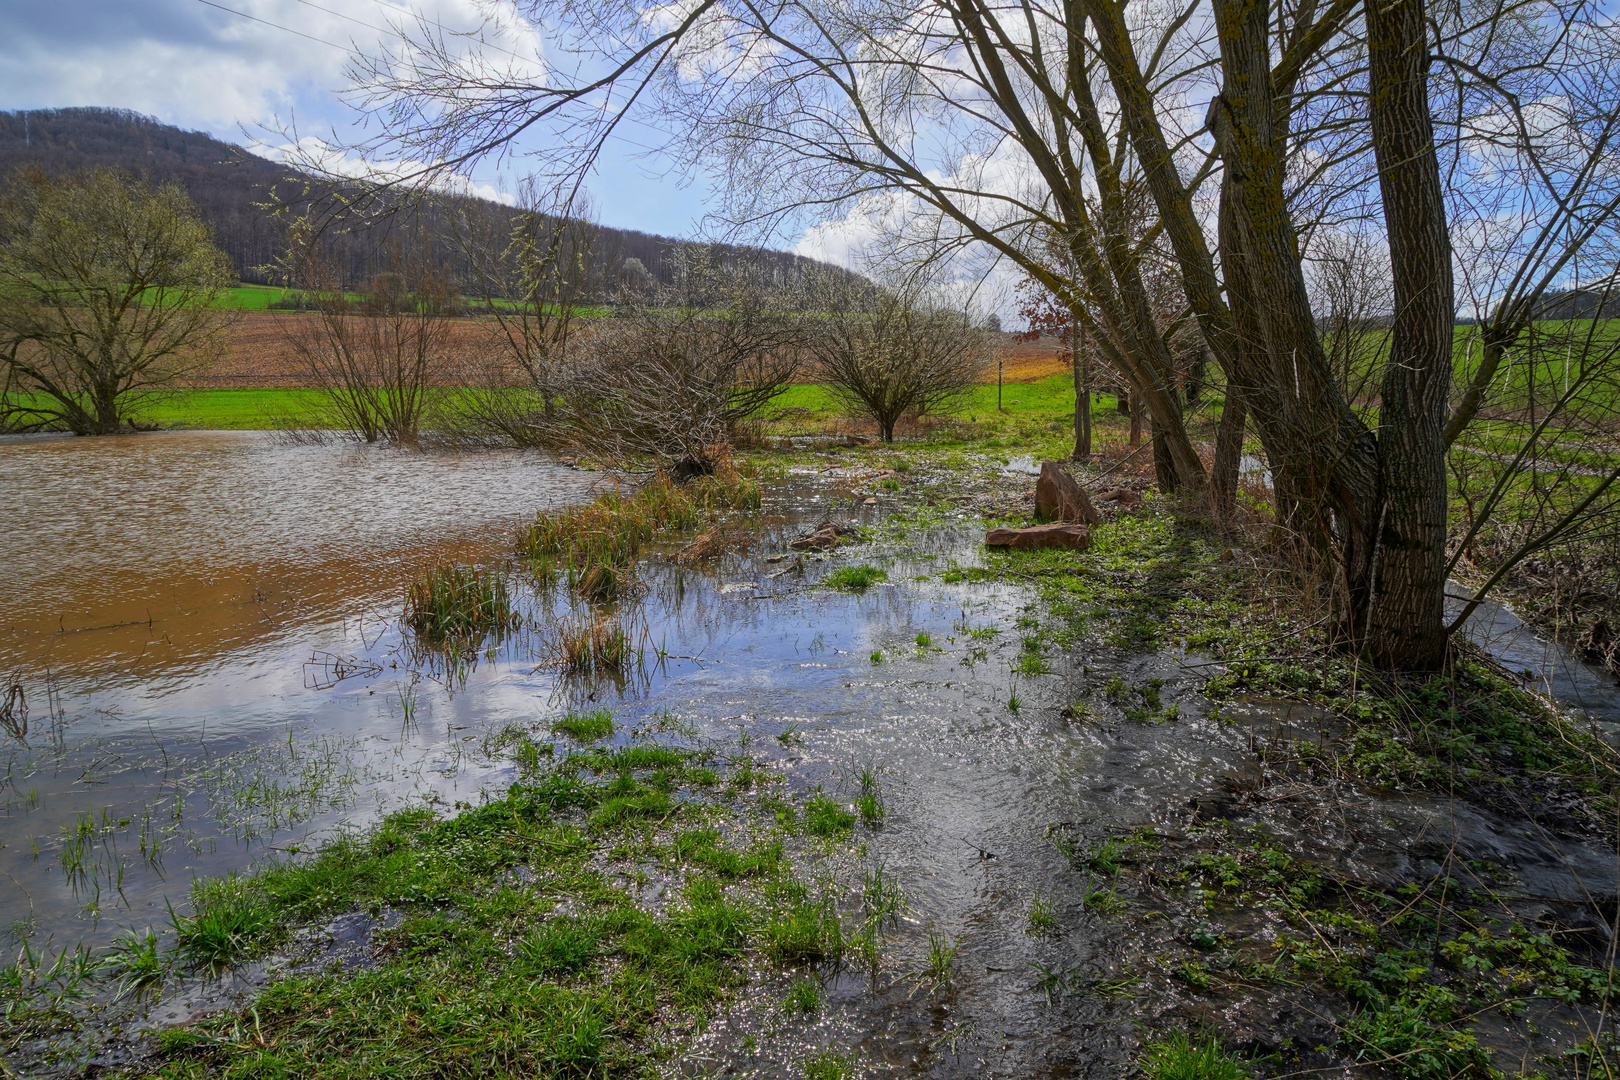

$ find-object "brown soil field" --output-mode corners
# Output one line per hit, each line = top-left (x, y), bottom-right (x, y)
(191, 313), (1074, 388)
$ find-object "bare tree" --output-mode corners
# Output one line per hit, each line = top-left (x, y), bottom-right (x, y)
(285, 248), (458, 444)
(445, 187), (606, 445)
(813, 284), (991, 443)
(0, 167), (234, 434)
(314, 0), (1620, 670)
(535, 250), (807, 474)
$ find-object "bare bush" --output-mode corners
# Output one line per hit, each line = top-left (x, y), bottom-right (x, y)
(285, 255), (458, 444)
(443, 189), (606, 446)
(534, 251), (807, 475)
(811, 287), (991, 443)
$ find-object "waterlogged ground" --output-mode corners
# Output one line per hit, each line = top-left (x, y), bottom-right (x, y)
(2, 432), (1619, 1079)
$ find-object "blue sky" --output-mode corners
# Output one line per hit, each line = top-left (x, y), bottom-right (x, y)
(0, 0), (727, 243)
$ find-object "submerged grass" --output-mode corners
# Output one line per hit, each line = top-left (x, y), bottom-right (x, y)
(404, 563), (518, 642)
(519, 471), (762, 604)
(79, 734), (871, 1079)
(558, 617), (633, 675)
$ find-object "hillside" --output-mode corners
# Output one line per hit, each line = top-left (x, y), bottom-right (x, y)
(0, 107), (827, 290)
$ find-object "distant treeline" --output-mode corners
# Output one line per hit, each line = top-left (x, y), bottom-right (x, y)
(0, 107), (832, 295)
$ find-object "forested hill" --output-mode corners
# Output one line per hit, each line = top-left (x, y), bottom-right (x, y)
(0, 107), (824, 289)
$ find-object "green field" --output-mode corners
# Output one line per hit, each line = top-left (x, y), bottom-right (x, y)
(216, 284), (293, 310)
(116, 375), (1124, 432)
(125, 389), (325, 429)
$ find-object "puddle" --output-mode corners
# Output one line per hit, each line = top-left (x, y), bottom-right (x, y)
(999, 454), (1042, 477)
(0, 431), (601, 947)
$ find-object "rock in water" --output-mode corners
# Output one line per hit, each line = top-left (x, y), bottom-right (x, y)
(1035, 461), (1101, 524)
(789, 518), (860, 551)
(983, 524), (1092, 551)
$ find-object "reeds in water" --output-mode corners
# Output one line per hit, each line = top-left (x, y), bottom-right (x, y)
(558, 617), (633, 675)
(517, 471), (763, 600)
(404, 563), (519, 642)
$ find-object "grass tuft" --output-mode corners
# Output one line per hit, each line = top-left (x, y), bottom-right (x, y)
(826, 565), (887, 590)
(551, 709), (616, 741)
(804, 795), (855, 837)
(783, 976), (823, 1015)
(170, 876), (274, 972)
(404, 563), (518, 642)
(559, 618), (633, 675)
(519, 471), (761, 604)
(1141, 1033), (1247, 1080)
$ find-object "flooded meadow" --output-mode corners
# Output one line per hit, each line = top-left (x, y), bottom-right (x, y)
(3, 431), (1619, 1079)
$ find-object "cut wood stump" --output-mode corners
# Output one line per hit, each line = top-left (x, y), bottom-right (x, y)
(983, 523), (1092, 551)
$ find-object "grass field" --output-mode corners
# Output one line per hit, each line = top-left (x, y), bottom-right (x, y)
(127, 389), (326, 429)
(215, 284), (293, 311)
(203, 284), (616, 318)
(116, 375), (1125, 432)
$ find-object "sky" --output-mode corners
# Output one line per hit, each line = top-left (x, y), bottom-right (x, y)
(0, 0), (1031, 316)
(0, 0), (740, 246)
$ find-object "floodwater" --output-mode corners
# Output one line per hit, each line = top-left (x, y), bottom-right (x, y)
(0, 431), (601, 947)
(2, 432), (1618, 1076)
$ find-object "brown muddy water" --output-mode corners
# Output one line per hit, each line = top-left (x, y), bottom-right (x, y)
(0, 431), (601, 946)
(3, 432), (1620, 1077)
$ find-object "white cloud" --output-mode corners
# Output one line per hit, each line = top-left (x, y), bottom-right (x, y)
(0, 0), (542, 137)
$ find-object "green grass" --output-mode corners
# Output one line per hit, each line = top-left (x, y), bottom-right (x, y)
(96, 389), (325, 430)
(803, 795), (854, 837)
(551, 709), (616, 742)
(782, 977), (822, 1015)
(12, 369), (1101, 434)
(825, 565), (887, 590)
(9, 736), (874, 1078)
(1141, 1033), (1248, 1080)
(214, 284), (296, 310)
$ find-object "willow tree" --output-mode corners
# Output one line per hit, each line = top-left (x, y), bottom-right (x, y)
(0, 167), (234, 435)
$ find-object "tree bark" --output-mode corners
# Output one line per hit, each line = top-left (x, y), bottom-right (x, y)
(1072, 318), (1091, 459)
(1211, 385), (1248, 526)
(1364, 0), (1453, 668)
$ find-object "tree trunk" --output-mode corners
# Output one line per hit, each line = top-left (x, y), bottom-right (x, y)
(1129, 391), (1142, 447)
(1151, 419), (1176, 492)
(1364, 0), (1453, 668)
(1072, 320), (1091, 459)
(1211, 385), (1248, 526)
(94, 385), (120, 435)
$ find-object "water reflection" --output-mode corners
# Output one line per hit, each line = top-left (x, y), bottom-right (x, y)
(0, 431), (601, 944)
